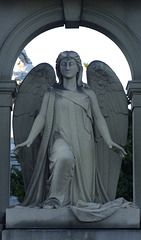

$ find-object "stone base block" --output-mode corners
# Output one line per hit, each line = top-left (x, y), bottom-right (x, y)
(0, 224), (3, 240)
(6, 207), (140, 228)
(2, 229), (141, 240)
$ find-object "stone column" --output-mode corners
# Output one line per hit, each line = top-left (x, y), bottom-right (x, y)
(127, 81), (141, 212)
(0, 81), (16, 227)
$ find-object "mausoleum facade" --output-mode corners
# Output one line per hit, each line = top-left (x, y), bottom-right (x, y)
(1, 0), (141, 239)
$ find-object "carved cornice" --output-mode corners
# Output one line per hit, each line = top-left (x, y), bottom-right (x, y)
(0, 81), (16, 93)
(126, 80), (141, 110)
(0, 81), (17, 107)
(126, 81), (141, 99)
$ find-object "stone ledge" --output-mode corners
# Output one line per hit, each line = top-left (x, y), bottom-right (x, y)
(2, 229), (141, 240)
(0, 81), (16, 93)
(6, 206), (140, 229)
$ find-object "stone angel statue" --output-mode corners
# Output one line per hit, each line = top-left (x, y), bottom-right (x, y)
(13, 51), (128, 220)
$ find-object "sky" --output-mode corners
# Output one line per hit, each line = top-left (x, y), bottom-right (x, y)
(25, 26), (132, 91)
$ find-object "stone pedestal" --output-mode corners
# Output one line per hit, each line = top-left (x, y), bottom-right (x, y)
(2, 206), (140, 239)
(5, 207), (140, 229)
(2, 229), (141, 240)
(3, 202), (140, 240)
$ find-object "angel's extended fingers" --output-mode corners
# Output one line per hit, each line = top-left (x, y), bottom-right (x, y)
(13, 148), (20, 155)
(111, 145), (126, 158)
(13, 143), (26, 155)
(119, 151), (125, 158)
(118, 147), (127, 157)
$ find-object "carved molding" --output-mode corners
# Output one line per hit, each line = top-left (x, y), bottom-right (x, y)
(0, 2), (141, 82)
(0, 81), (16, 107)
(62, 0), (82, 28)
(80, 5), (141, 80)
(0, 81), (16, 93)
(0, 3), (64, 80)
(127, 81), (141, 109)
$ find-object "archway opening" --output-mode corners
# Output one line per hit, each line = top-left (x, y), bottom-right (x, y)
(13, 26), (131, 90)
(11, 26), (132, 206)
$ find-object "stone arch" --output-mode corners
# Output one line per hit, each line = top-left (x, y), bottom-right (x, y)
(0, 4), (141, 81)
(0, 5), (64, 80)
(81, 11), (141, 80)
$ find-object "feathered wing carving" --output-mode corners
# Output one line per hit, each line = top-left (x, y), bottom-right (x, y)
(13, 63), (56, 190)
(87, 60), (128, 200)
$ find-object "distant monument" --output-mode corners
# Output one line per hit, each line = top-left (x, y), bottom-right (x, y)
(10, 51), (139, 228)
(12, 49), (33, 84)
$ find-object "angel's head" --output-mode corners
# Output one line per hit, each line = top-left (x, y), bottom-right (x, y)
(56, 51), (83, 87)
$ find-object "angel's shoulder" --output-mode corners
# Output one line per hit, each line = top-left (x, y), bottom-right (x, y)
(43, 86), (54, 96)
(41, 89), (51, 103)
(83, 87), (97, 100)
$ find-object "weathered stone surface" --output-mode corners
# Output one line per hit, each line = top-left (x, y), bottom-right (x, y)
(2, 229), (141, 240)
(6, 207), (140, 229)
(0, 0), (141, 233)
(127, 81), (141, 212)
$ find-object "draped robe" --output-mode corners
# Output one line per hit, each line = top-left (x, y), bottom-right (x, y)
(45, 88), (109, 207)
(22, 87), (109, 207)
(20, 87), (132, 222)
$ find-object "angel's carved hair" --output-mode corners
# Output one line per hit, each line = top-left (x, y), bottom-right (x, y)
(56, 51), (83, 87)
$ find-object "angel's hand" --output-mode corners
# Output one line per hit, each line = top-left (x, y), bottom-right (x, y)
(13, 140), (32, 155)
(108, 141), (127, 158)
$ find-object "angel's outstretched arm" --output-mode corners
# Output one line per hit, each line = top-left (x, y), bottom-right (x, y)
(14, 92), (49, 154)
(87, 89), (126, 157)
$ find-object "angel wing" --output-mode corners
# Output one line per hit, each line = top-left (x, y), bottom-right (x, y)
(87, 60), (128, 200)
(13, 63), (56, 191)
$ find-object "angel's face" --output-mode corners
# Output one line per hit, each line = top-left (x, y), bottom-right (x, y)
(60, 58), (79, 79)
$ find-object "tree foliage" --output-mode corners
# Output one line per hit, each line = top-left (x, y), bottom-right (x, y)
(11, 167), (25, 203)
(116, 109), (133, 201)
